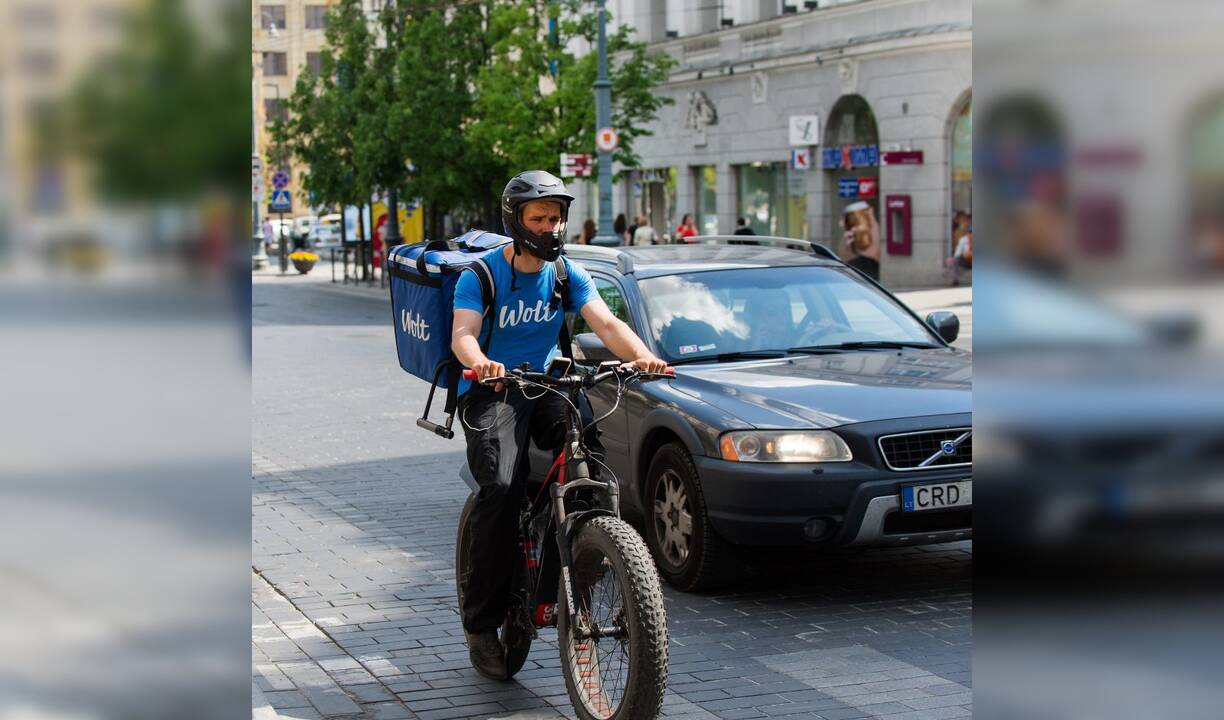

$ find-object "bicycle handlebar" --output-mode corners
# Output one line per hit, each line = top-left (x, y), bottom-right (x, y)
(461, 364), (673, 388)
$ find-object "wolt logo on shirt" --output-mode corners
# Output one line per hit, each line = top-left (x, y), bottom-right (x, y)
(499, 298), (559, 329)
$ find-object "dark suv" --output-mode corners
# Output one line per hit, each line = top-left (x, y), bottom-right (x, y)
(529, 238), (972, 591)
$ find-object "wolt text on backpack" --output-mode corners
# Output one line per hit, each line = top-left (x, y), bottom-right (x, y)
(387, 230), (571, 439)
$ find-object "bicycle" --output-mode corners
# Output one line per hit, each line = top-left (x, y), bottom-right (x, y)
(454, 362), (673, 720)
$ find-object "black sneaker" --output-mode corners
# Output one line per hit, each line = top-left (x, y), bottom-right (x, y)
(466, 629), (507, 680)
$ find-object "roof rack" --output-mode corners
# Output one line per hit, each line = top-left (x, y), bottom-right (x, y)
(563, 244), (635, 274)
(691, 235), (841, 262)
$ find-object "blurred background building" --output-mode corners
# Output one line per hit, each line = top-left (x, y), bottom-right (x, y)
(0, 0), (142, 271)
(252, 0), (337, 217)
(976, 0), (1224, 287)
(567, 0), (971, 288)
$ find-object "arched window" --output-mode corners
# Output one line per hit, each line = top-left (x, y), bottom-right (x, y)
(823, 95), (880, 245)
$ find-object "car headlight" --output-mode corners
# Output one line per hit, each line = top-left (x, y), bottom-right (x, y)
(719, 430), (852, 463)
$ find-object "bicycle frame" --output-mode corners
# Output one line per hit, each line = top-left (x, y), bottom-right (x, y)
(459, 364), (671, 636)
(520, 380), (619, 634)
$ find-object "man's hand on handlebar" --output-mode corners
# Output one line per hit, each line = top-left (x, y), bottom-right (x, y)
(470, 358), (506, 392)
(627, 355), (669, 374)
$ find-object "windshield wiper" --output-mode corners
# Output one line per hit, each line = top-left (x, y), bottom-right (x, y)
(669, 350), (788, 365)
(788, 341), (942, 352)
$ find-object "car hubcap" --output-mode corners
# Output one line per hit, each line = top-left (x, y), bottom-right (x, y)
(653, 470), (693, 568)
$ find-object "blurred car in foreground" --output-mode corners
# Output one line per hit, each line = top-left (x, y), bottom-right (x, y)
(973, 266), (1223, 564)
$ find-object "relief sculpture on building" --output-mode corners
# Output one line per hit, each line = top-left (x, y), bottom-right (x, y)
(684, 90), (718, 147)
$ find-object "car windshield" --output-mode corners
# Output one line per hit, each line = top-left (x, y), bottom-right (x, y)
(637, 266), (939, 363)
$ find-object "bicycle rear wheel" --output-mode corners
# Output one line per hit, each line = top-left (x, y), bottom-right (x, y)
(455, 493), (532, 679)
(557, 516), (668, 720)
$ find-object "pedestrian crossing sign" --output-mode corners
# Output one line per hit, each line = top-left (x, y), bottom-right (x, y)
(270, 189), (292, 212)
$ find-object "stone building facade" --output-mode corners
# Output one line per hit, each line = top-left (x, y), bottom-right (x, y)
(569, 0), (971, 288)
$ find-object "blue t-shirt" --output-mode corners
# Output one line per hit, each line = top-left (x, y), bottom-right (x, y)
(454, 249), (597, 394)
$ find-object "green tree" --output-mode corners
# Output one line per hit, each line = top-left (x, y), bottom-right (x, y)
(282, 0), (370, 215)
(70, 0), (248, 201)
(468, 1), (676, 199)
(388, 1), (505, 236)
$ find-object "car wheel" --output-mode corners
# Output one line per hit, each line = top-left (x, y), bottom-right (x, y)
(644, 442), (734, 592)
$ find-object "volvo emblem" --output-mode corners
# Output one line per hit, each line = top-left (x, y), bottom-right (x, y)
(940, 440), (957, 456)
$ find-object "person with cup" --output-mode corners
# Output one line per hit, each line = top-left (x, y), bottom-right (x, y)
(841, 201), (881, 281)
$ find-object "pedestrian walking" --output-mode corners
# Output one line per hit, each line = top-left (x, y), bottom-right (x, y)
(579, 219), (597, 245)
(733, 217), (756, 236)
(945, 211), (972, 286)
(262, 219), (275, 255)
(613, 213), (628, 245)
(675, 213), (698, 243)
(632, 216), (658, 246)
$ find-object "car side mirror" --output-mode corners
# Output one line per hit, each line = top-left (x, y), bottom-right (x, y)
(926, 311), (960, 344)
(1147, 312), (1199, 346)
(574, 332), (619, 363)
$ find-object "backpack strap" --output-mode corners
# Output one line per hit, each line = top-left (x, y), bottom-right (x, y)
(552, 258), (573, 359)
(442, 257), (497, 416)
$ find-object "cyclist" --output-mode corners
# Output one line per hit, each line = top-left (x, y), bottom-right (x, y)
(451, 170), (667, 679)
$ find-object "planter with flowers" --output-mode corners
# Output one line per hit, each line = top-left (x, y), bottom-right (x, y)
(289, 250), (318, 274)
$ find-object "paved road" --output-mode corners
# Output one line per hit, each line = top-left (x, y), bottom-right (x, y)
(253, 274), (972, 720)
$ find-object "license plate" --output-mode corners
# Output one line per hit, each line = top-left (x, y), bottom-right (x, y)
(901, 480), (972, 512)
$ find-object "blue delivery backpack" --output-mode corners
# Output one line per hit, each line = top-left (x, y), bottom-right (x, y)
(387, 230), (570, 439)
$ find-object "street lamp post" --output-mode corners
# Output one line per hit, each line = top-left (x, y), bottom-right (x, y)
(591, 0), (617, 246)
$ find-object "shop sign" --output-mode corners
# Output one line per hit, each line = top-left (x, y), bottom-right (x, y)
(881, 150), (924, 166)
(789, 115), (820, 146)
(838, 176), (877, 199)
(791, 148), (811, 171)
(560, 153), (593, 178)
(822, 144), (879, 170)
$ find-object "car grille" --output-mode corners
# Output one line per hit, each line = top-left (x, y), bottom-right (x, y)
(878, 428), (972, 471)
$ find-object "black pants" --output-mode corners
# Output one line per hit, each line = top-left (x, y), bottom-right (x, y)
(458, 383), (602, 633)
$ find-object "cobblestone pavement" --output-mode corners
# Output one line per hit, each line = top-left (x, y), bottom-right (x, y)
(253, 274), (972, 720)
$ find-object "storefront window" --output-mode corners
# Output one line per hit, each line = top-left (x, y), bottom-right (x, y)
(1188, 96), (1224, 270)
(737, 163), (808, 239)
(694, 166), (718, 235)
(641, 167), (676, 238)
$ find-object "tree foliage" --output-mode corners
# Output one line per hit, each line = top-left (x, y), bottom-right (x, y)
(69, 0), (248, 202)
(281, 0), (371, 211)
(282, 0), (675, 234)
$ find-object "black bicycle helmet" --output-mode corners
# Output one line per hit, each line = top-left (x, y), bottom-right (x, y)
(500, 170), (574, 262)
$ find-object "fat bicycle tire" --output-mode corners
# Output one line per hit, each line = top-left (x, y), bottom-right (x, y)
(455, 493), (532, 680)
(558, 516), (668, 720)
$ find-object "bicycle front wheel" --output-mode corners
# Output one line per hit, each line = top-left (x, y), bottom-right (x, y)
(557, 516), (668, 720)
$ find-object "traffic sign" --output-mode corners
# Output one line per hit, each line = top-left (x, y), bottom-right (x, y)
(270, 189), (292, 212)
(595, 127), (619, 153)
(560, 153), (593, 178)
(272, 171), (290, 190)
